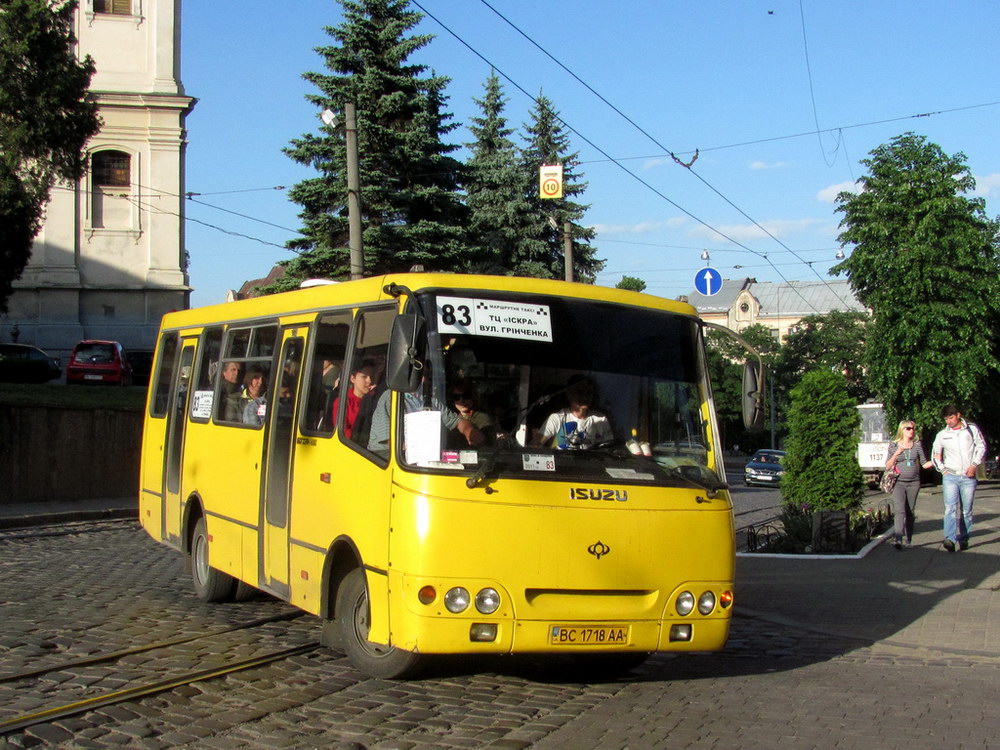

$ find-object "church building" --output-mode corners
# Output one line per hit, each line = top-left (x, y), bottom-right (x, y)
(2, 0), (194, 360)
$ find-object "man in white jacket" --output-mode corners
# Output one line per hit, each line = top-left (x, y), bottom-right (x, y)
(931, 404), (987, 552)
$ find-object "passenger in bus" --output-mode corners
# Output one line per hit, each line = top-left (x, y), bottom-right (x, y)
(321, 358), (341, 390)
(333, 360), (377, 441)
(220, 361), (243, 422)
(367, 372), (485, 456)
(241, 364), (268, 425)
(535, 376), (612, 449)
(449, 379), (493, 435)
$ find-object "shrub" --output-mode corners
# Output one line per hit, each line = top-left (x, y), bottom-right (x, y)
(780, 369), (865, 511)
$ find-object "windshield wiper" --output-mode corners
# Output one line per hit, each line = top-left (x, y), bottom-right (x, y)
(466, 432), (511, 493)
(668, 465), (729, 497)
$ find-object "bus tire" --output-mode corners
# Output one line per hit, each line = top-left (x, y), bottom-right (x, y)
(190, 516), (237, 602)
(336, 568), (424, 679)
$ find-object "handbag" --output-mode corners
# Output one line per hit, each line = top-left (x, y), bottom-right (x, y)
(880, 465), (900, 494)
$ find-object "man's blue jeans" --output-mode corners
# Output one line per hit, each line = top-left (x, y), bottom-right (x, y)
(941, 473), (976, 543)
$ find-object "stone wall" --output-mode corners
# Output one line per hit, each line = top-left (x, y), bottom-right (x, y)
(0, 406), (142, 504)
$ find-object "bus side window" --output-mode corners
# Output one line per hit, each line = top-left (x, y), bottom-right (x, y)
(151, 332), (179, 417)
(302, 313), (351, 437)
(339, 307), (393, 455)
(190, 327), (223, 422)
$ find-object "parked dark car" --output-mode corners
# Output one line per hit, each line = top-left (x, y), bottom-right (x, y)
(0, 343), (62, 383)
(126, 349), (154, 387)
(66, 340), (133, 386)
(744, 449), (787, 487)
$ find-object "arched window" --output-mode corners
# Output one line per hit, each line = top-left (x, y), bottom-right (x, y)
(91, 150), (133, 229)
(93, 151), (131, 187)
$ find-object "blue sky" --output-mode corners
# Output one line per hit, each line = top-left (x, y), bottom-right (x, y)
(180, 1), (1000, 308)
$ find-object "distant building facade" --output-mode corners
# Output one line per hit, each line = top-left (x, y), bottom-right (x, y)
(2, 0), (194, 359)
(685, 277), (865, 340)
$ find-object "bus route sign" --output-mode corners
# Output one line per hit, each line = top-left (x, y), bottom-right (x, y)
(436, 296), (553, 342)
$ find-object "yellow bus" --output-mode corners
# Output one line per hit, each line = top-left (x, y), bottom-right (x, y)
(139, 273), (762, 678)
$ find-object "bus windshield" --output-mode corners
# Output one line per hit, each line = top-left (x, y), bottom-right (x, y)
(390, 291), (721, 489)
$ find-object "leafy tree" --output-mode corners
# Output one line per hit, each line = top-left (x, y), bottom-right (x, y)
(464, 72), (536, 273)
(780, 369), (865, 511)
(833, 132), (1000, 430)
(518, 93), (603, 282)
(0, 0), (100, 314)
(775, 310), (871, 401)
(264, 0), (469, 292)
(615, 275), (646, 292)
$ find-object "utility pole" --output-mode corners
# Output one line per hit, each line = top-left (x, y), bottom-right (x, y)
(563, 221), (573, 283)
(344, 102), (363, 280)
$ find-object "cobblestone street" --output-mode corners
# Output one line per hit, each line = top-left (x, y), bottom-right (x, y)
(1, 498), (997, 749)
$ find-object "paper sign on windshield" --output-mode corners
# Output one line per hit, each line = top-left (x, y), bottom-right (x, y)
(436, 296), (552, 342)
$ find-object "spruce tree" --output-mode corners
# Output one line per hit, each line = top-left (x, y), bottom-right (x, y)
(519, 94), (603, 282)
(464, 73), (536, 274)
(264, 0), (469, 292)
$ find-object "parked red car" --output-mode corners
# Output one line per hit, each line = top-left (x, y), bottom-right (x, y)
(66, 340), (133, 386)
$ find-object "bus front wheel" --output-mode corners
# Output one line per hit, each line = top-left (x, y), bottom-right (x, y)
(190, 517), (237, 602)
(335, 568), (424, 679)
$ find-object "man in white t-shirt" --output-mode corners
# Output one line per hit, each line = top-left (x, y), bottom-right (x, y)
(536, 377), (612, 449)
(931, 403), (986, 552)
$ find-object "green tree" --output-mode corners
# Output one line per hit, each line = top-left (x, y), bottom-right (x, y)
(0, 0), (100, 313)
(833, 132), (1000, 430)
(518, 94), (603, 282)
(464, 72), (536, 273)
(780, 369), (865, 511)
(615, 275), (646, 292)
(775, 310), (871, 401)
(264, 0), (469, 292)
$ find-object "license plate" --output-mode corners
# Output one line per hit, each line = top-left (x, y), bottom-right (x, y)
(550, 625), (630, 645)
(84, 374), (102, 381)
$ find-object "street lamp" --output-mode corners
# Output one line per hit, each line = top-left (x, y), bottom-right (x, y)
(322, 104), (363, 280)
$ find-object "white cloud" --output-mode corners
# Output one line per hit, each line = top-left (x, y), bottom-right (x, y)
(971, 173), (1000, 197)
(817, 180), (861, 203)
(688, 218), (823, 242)
(749, 160), (791, 170)
(594, 218), (687, 235)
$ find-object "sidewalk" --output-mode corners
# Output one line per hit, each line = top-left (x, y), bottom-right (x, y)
(737, 480), (1000, 658)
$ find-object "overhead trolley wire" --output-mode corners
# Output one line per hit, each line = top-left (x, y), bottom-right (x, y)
(469, 0), (856, 312)
(417, 1), (825, 314)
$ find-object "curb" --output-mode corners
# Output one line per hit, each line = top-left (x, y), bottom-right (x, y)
(736, 528), (893, 561)
(0, 506), (137, 531)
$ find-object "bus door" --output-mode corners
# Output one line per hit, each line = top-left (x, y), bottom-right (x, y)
(260, 330), (304, 596)
(163, 341), (196, 542)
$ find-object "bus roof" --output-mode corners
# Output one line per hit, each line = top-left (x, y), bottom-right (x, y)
(161, 273), (698, 330)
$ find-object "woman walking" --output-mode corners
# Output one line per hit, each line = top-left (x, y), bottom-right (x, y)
(885, 420), (934, 549)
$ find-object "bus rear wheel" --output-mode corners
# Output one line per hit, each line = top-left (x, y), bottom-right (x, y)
(336, 568), (424, 679)
(190, 516), (237, 602)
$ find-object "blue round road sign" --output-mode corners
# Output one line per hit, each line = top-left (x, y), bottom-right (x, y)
(693, 267), (723, 296)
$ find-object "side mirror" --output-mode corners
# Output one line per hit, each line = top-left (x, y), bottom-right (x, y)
(742, 360), (766, 431)
(385, 313), (425, 392)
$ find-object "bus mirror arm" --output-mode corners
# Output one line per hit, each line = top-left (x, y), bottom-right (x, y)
(701, 321), (766, 432)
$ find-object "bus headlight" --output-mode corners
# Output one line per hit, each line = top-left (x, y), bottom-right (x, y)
(675, 591), (695, 616)
(475, 588), (500, 614)
(444, 587), (471, 613)
(697, 591), (716, 615)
